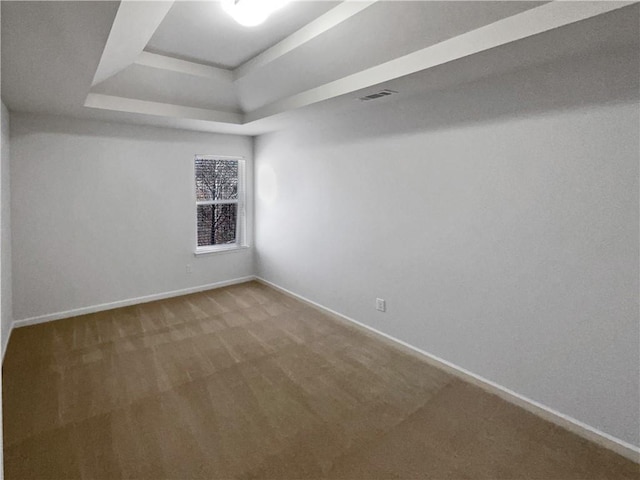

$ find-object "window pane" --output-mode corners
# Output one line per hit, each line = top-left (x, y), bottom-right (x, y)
(197, 204), (237, 247)
(195, 158), (238, 201)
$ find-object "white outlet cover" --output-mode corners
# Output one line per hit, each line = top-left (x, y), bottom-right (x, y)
(376, 298), (386, 312)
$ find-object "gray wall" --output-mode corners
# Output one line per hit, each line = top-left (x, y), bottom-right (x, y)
(254, 49), (640, 447)
(11, 114), (253, 321)
(1, 102), (11, 356)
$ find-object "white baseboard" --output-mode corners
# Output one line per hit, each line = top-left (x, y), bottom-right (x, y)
(255, 276), (640, 464)
(6, 274), (639, 462)
(11, 275), (257, 330)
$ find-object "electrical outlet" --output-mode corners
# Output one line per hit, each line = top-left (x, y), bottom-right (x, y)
(186, 264), (192, 274)
(376, 298), (386, 312)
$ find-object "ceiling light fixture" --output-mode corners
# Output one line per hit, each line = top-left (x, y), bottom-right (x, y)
(221, 0), (291, 27)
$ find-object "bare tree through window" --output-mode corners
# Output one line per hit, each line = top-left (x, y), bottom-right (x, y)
(195, 158), (241, 248)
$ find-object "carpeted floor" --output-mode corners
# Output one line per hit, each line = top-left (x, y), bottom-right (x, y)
(3, 281), (638, 479)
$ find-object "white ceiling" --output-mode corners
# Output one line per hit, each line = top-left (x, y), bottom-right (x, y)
(146, 1), (338, 68)
(1, 1), (638, 136)
(234, 1), (544, 112)
(1, 1), (119, 116)
(92, 63), (241, 113)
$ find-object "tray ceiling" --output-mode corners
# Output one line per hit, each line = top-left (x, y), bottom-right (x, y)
(146, 1), (338, 69)
(2, 0), (638, 135)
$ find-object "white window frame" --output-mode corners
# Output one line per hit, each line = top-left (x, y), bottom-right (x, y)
(194, 155), (247, 255)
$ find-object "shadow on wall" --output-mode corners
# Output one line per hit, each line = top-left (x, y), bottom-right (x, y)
(281, 47), (640, 148)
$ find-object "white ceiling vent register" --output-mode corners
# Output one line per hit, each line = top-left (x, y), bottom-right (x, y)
(358, 89), (398, 102)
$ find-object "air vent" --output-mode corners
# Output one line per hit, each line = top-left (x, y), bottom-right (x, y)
(358, 89), (398, 101)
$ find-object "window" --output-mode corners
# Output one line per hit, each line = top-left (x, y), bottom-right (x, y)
(194, 155), (246, 253)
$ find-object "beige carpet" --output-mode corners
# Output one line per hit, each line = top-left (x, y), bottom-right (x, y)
(3, 281), (638, 479)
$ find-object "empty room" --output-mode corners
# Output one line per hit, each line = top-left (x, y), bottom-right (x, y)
(0, 0), (638, 478)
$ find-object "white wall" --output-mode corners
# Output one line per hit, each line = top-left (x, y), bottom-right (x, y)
(254, 49), (640, 447)
(1, 102), (11, 356)
(11, 114), (253, 321)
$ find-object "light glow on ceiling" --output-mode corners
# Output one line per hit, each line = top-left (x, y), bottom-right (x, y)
(257, 165), (278, 204)
(221, 0), (291, 27)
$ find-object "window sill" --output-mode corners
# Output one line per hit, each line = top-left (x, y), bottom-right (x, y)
(194, 245), (250, 256)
